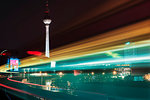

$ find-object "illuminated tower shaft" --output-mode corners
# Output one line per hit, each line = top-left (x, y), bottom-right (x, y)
(45, 24), (50, 57)
(43, 0), (51, 58)
(44, 19), (51, 58)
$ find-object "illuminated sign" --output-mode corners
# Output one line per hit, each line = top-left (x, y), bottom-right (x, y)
(51, 61), (56, 68)
(9, 58), (20, 71)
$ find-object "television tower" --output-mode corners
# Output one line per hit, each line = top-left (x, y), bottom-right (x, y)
(43, 0), (51, 58)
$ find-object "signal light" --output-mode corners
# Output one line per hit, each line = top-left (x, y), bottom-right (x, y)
(2, 53), (6, 56)
(0, 52), (10, 56)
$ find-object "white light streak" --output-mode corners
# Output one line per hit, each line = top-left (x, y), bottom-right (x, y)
(63, 56), (150, 67)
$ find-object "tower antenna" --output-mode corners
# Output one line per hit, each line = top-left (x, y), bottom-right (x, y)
(44, 0), (50, 18)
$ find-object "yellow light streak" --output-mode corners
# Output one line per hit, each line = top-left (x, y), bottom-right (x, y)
(0, 19), (150, 72)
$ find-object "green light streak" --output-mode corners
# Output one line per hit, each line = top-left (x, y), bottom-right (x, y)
(106, 51), (121, 58)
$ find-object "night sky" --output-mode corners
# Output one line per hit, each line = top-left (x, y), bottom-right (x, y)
(0, 0), (150, 64)
(0, 0), (106, 53)
(0, 0), (45, 50)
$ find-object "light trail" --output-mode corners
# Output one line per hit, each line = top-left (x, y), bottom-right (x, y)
(0, 83), (42, 99)
(7, 77), (63, 90)
(7, 77), (47, 87)
(62, 56), (150, 67)
(0, 19), (150, 72)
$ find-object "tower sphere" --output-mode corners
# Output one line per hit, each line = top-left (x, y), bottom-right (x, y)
(43, 19), (51, 25)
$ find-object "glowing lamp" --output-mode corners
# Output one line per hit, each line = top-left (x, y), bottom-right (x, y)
(113, 71), (117, 75)
(91, 72), (94, 75)
(2, 53), (6, 56)
(58, 72), (63, 75)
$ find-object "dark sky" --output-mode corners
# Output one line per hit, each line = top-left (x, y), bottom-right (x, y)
(0, 0), (44, 50)
(0, 0), (150, 59)
(0, 0), (105, 50)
